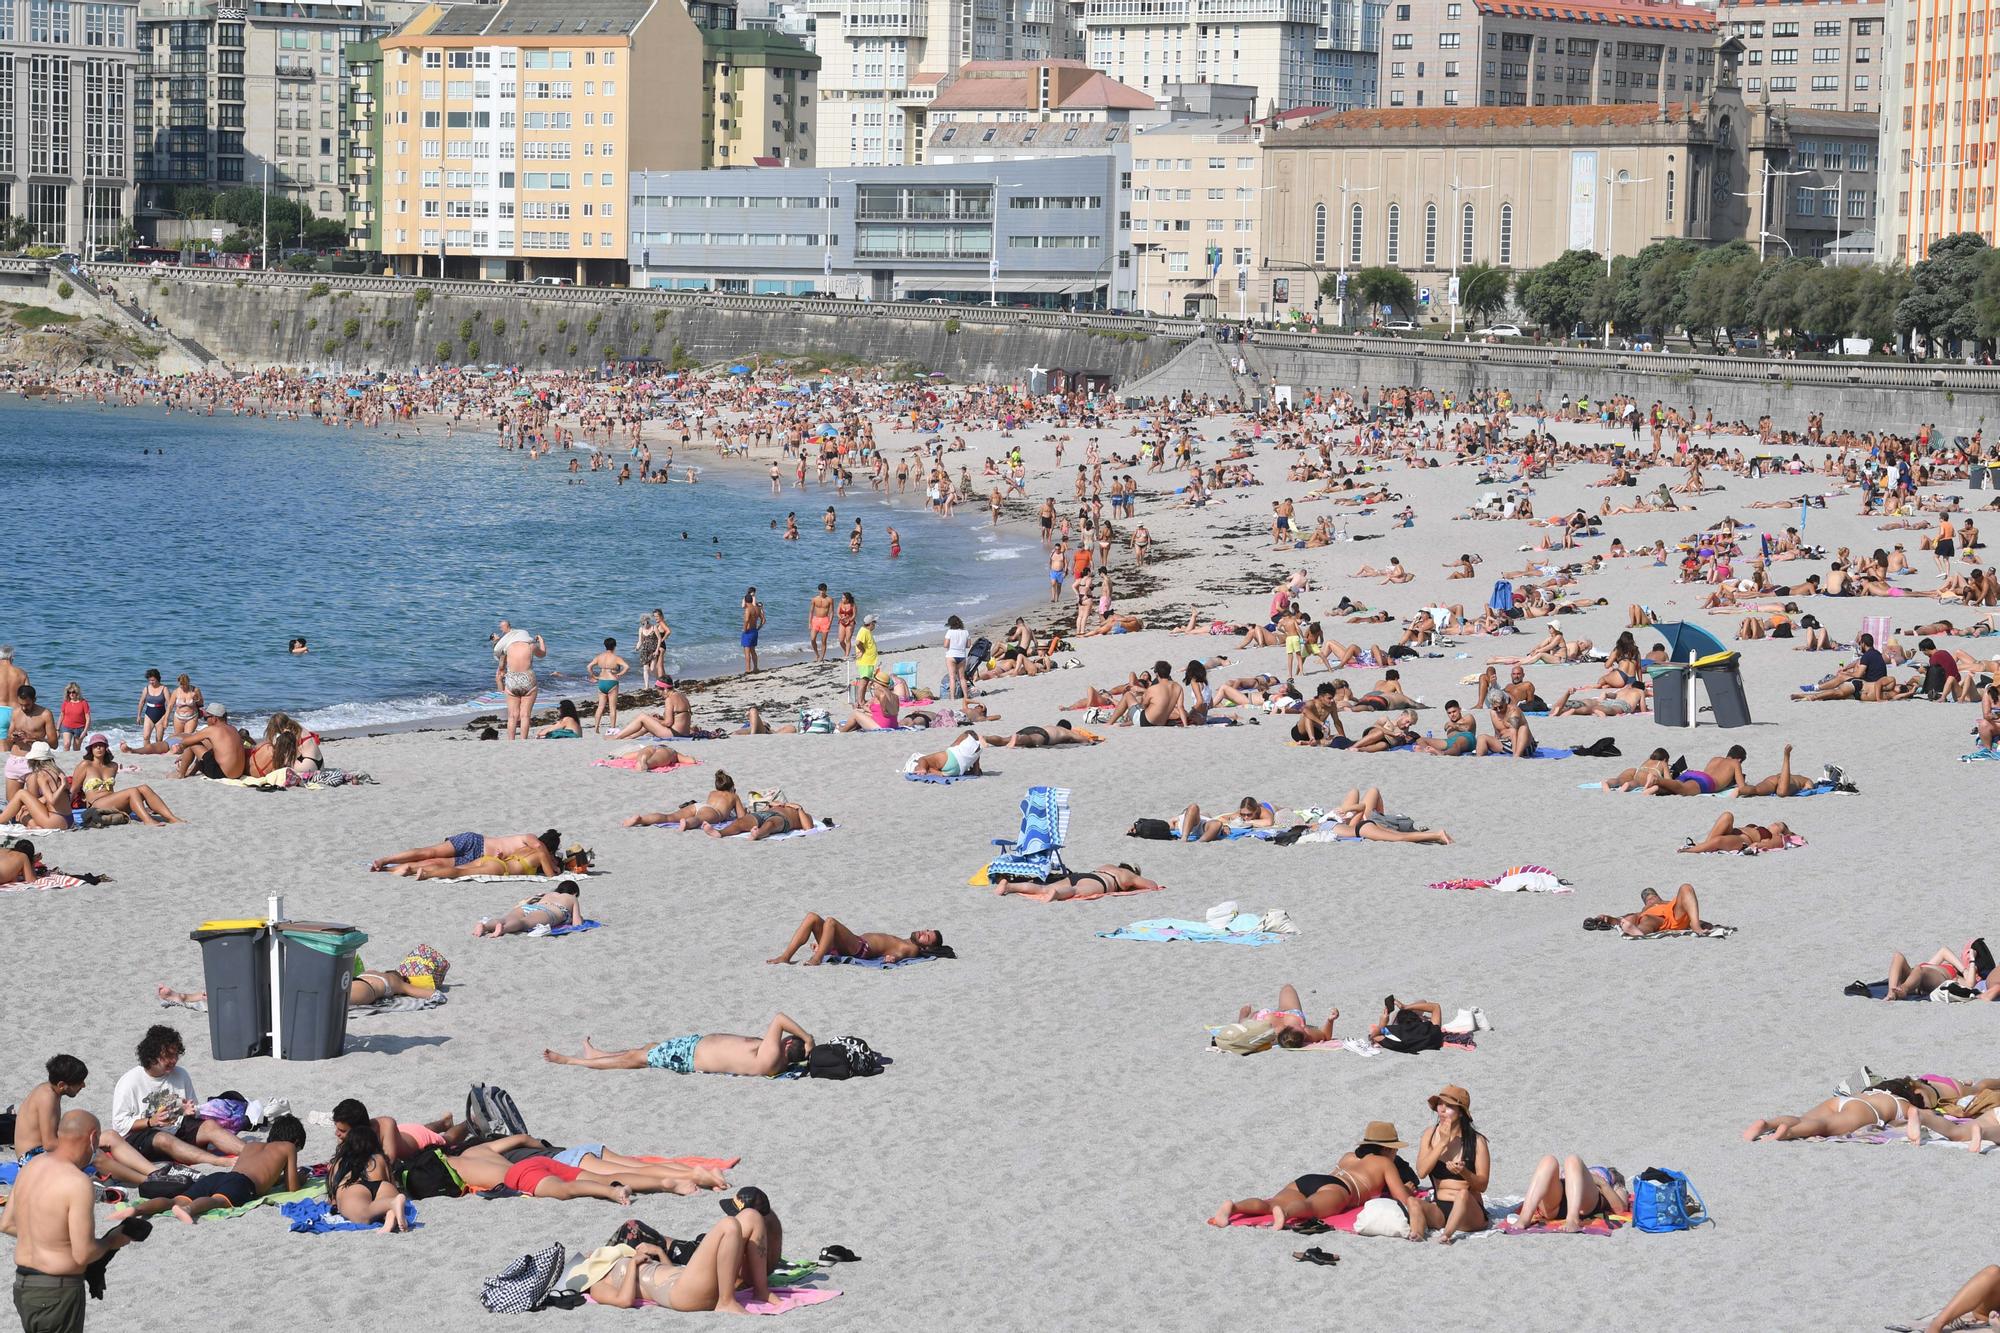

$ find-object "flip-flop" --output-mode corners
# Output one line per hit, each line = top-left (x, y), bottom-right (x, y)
(1291, 1246), (1340, 1267)
(818, 1245), (861, 1265)
(1288, 1218), (1332, 1236)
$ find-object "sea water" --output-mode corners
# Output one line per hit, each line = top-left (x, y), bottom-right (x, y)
(0, 399), (1041, 732)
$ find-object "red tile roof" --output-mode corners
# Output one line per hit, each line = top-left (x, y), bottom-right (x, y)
(1474, 0), (1716, 30)
(1293, 102), (1694, 132)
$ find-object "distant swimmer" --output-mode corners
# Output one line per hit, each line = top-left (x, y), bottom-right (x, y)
(289, 638), (308, 654)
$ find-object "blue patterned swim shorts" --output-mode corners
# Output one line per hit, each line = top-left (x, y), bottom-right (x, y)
(645, 1034), (702, 1074)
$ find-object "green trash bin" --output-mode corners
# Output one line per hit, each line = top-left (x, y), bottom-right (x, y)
(1647, 664), (1691, 727)
(188, 920), (271, 1061)
(274, 921), (370, 1061)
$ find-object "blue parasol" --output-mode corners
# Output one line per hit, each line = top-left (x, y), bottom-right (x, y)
(1649, 621), (1728, 663)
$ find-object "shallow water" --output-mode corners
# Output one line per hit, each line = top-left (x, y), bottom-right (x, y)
(0, 399), (1039, 731)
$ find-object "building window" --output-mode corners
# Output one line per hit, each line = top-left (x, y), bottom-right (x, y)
(1460, 202), (1474, 264)
(1312, 202), (1326, 263)
(1664, 171), (1674, 222)
(1423, 202), (1437, 265)
(1497, 203), (1512, 265)
(1350, 203), (1363, 264)
(1386, 203), (1400, 264)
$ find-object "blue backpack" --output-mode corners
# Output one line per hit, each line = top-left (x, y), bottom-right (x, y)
(1631, 1168), (1711, 1233)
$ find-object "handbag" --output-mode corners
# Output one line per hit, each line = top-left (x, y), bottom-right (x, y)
(1631, 1167), (1711, 1233)
(1350, 1197), (1408, 1237)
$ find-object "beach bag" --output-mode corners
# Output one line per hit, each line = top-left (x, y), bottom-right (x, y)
(1351, 1197), (1409, 1237)
(1127, 818), (1176, 840)
(1631, 1168), (1710, 1233)
(1211, 1020), (1277, 1056)
(831, 1035), (882, 1077)
(195, 1098), (249, 1134)
(480, 1242), (567, 1313)
(398, 1148), (466, 1201)
(807, 1046), (853, 1081)
(1374, 813), (1418, 834)
(1377, 1009), (1444, 1055)
(466, 1084), (529, 1139)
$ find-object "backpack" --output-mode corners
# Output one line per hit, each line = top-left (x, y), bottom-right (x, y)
(806, 1045), (852, 1081)
(1377, 1008), (1444, 1055)
(1211, 1020), (1277, 1056)
(195, 1098), (249, 1133)
(479, 1242), (567, 1313)
(1127, 818), (1175, 840)
(831, 1035), (882, 1077)
(466, 1084), (529, 1139)
(397, 1147), (466, 1200)
(1631, 1167), (1711, 1233)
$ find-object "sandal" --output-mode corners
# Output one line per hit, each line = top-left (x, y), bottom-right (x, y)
(1291, 1246), (1340, 1267)
(1582, 916), (1614, 931)
(818, 1245), (861, 1265)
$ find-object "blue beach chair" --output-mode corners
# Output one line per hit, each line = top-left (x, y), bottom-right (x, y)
(985, 786), (1072, 883)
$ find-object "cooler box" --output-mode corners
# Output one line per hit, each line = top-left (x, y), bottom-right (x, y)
(188, 919), (271, 1061)
(273, 921), (370, 1061)
(1647, 664), (1692, 727)
(1692, 650), (1753, 728)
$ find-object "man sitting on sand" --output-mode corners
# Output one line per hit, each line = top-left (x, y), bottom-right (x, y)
(580, 1188), (783, 1315)
(12, 1054), (160, 1185)
(370, 830), (560, 878)
(1207, 1121), (1427, 1237)
(172, 704), (247, 779)
(110, 1025), (246, 1169)
(1583, 884), (1709, 936)
(767, 912), (953, 965)
(544, 1015), (815, 1077)
(111, 1115), (305, 1225)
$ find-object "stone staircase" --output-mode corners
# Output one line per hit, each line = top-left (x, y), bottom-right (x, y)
(1121, 335), (1261, 404)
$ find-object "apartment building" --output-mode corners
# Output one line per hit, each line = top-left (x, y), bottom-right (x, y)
(1715, 0), (1881, 112)
(375, 0), (700, 283)
(1127, 116), (1272, 317)
(1759, 105), (1874, 258)
(1376, 0), (1715, 110)
(702, 27), (818, 167)
(1078, 0), (1381, 112)
(134, 0), (424, 230)
(0, 0), (136, 248)
(1876, 0), (1998, 264)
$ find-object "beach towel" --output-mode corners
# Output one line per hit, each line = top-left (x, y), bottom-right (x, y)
(593, 755), (701, 773)
(1101, 919), (1287, 946)
(726, 825), (831, 842)
(280, 1196), (419, 1232)
(1428, 865), (1569, 893)
(822, 953), (939, 971)
(1844, 979), (1988, 1001)
(1623, 925), (1737, 940)
(1296, 1033), (1477, 1056)
(1797, 1127), (1993, 1152)
(1482, 746), (1575, 760)
(0, 872), (86, 893)
(1577, 781), (1839, 797)
(905, 771), (980, 784)
(447, 871), (606, 883)
(986, 785), (1072, 882)
(544, 918), (603, 937)
(1959, 749), (2000, 763)
(159, 992), (446, 1017)
(585, 1287), (840, 1314)
(1692, 835), (1807, 855)
(1226, 1203), (1364, 1231)
(0, 824), (70, 837)
(198, 1185), (321, 1221)
(1497, 1214), (1625, 1236)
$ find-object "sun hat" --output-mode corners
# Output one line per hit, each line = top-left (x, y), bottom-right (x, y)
(863, 613), (878, 625)
(24, 741), (56, 763)
(1428, 1085), (1471, 1113)
(1357, 1121), (1408, 1151)
(84, 733), (109, 750)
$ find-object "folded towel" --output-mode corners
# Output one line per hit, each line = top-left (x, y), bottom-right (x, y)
(822, 953), (938, 970)
(280, 1196), (419, 1232)
(593, 755), (701, 772)
(1429, 865), (1569, 893)
(741, 1288), (842, 1315)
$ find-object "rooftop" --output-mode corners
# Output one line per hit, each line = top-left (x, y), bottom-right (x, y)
(929, 59), (1154, 112)
(1472, 0), (1717, 31)
(426, 0), (653, 38)
(1292, 101), (1695, 133)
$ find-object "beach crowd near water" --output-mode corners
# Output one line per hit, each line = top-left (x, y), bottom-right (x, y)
(6, 349), (2000, 1329)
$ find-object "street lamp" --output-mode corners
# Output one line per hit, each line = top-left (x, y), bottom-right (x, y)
(822, 171), (861, 297)
(1335, 178), (1379, 329)
(1758, 230), (1795, 257)
(1600, 169), (1651, 349)
(1731, 161), (1810, 262)
(1237, 183), (1278, 323)
(1909, 150), (1940, 263)
(988, 180), (1024, 307)
(1447, 173), (1494, 335)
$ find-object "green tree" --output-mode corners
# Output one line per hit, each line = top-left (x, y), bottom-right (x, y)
(1677, 242), (1757, 348)
(1514, 249), (1601, 336)
(1623, 238), (1700, 338)
(1974, 251), (2000, 342)
(1850, 266), (1911, 348)
(1794, 264), (1860, 344)
(1746, 258), (1816, 342)
(1455, 262), (1510, 325)
(0, 214), (33, 252)
(1897, 232), (1991, 352)
(305, 217), (347, 248)
(1351, 266), (1416, 320)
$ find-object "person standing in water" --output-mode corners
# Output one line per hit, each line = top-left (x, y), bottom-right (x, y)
(741, 589), (766, 674)
(808, 585), (834, 663)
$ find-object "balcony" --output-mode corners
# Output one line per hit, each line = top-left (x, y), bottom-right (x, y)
(1194, 0), (1319, 21)
(1083, 0), (1188, 23)
(840, 0), (926, 36)
(854, 243), (990, 261)
(855, 202), (991, 221)
(276, 65), (315, 80)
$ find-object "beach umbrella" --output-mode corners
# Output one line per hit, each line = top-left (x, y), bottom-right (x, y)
(816, 424), (839, 436)
(729, 364), (750, 374)
(1649, 621), (1728, 663)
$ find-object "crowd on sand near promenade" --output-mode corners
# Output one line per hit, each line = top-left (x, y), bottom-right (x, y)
(10, 349), (2000, 1329)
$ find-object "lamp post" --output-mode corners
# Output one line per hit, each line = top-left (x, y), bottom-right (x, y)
(822, 172), (859, 297)
(988, 180), (1024, 307)
(1600, 169), (1651, 349)
(1237, 183), (1277, 323)
(1909, 149), (1938, 263)
(1758, 229), (1795, 257)
(1447, 173), (1494, 335)
(1335, 178), (1379, 329)
(1735, 160), (1810, 262)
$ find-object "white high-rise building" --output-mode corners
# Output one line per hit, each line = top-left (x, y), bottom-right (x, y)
(1078, 0), (1382, 114)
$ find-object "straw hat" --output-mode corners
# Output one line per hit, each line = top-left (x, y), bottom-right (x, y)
(1428, 1085), (1471, 1113)
(1356, 1121), (1407, 1151)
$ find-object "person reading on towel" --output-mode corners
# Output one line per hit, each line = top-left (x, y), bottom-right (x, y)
(369, 829), (560, 878)
(767, 913), (953, 965)
(907, 730), (983, 778)
(110, 1025), (246, 1169)
(544, 1015), (814, 1076)
(1583, 884), (1709, 936)
(474, 881), (582, 938)
(1207, 1121), (1427, 1238)
(579, 1188), (783, 1315)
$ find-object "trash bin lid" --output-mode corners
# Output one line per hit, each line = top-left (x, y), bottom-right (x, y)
(278, 927), (370, 955)
(191, 919), (269, 941)
(1645, 663), (1690, 677)
(1690, 650), (1740, 668)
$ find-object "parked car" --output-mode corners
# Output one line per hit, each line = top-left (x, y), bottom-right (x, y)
(1379, 320), (1416, 332)
(534, 275), (574, 286)
(1472, 323), (1524, 338)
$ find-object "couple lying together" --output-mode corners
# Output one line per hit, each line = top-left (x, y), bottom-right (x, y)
(1745, 1070), (2000, 1149)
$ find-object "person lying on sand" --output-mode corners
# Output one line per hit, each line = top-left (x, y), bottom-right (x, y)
(1678, 812), (1797, 854)
(1515, 1156), (1629, 1232)
(1233, 984), (1338, 1048)
(445, 1133), (728, 1198)
(1736, 744), (1835, 797)
(111, 1115), (305, 1226)
(328, 1099), (471, 1164)
(1640, 747), (1748, 796)
(1743, 1078), (1939, 1141)
(624, 773), (745, 830)
(1582, 884), (1708, 936)
(1348, 710), (1420, 753)
(619, 742), (695, 769)
(767, 912), (953, 965)
(1882, 938), (1996, 1001)
(159, 947), (449, 1008)
(981, 721), (1101, 748)
(908, 730), (982, 777)
(1207, 1121), (1426, 1237)
(993, 863), (1163, 901)
(1329, 787), (1454, 844)
(1548, 684), (1647, 717)
(474, 882), (581, 937)
(1077, 613), (1144, 637)
(581, 1189), (781, 1315)
(1921, 1264), (2000, 1332)
(705, 799), (822, 842)
(370, 830), (559, 877)
(544, 1016), (814, 1077)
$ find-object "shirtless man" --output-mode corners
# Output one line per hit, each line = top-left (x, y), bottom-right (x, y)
(494, 619), (547, 741)
(1107, 661), (1184, 727)
(1642, 746), (1748, 796)
(543, 1014), (814, 1077)
(170, 703), (247, 779)
(111, 1116), (304, 1225)
(612, 677), (694, 740)
(1548, 683), (1647, 717)
(807, 585), (834, 663)
(0, 644), (25, 745)
(740, 589), (766, 674)
(1583, 884), (1710, 936)
(0, 1111), (144, 1331)
(369, 829), (560, 877)
(2, 687), (58, 800)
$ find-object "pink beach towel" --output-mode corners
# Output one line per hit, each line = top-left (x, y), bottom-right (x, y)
(0, 873), (86, 893)
(1226, 1203), (1364, 1231)
(594, 755), (701, 773)
(587, 1288), (840, 1315)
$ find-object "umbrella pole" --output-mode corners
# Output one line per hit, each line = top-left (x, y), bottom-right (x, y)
(1686, 671), (1696, 729)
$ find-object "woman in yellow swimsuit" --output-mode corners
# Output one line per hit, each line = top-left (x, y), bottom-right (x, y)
(71, 736), (181, 825)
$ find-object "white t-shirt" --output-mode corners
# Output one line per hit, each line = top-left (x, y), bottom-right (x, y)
(110, 1063), (198, 1136)
(944, 628), (969, 659)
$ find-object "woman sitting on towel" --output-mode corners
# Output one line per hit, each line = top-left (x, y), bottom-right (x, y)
(993, 863), (1163, 902)
(1883, 938), (1997, 1001)
(836, 674), (903, 732)
(473, 881), (582, 938)
(1415, 1085), (1491, 1244)
(1233, 984), (1339, 1049)
(1207, 1121), (1427, 1238)
(1584, 884), (1708, 936)
(1677, 812), (1798, 854)
(71, 736), (181, 824)
(623, 772), (746, 830)
(1516, 1156), (1629, 1231)
(1743, 1078), (1940, 1141)
(767, 912), (953, 965)
(0, 749), (74, 831)
(908, 730), (983, 778)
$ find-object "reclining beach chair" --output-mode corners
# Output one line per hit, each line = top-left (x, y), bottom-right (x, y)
(984, 786), (1072, 883)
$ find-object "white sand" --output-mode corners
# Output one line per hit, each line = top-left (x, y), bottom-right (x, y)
(6, 400), (1995, 1330)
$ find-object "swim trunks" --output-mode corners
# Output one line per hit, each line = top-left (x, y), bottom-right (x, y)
(552, 1143), (607, 1169)
(397, 1123), (446, 1150)
(502, 1156), (583, 1194)
(741, 630), (760, 648)
(0, 705), (11, 741)
(448, 831), (486, 864)
(197, 1170), (260, 1208)
(1687, 770), (1716, 794)
(645, 1034), (702, 1074)
(504, 670), (536, 697)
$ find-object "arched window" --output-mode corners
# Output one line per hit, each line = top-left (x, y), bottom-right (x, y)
(1423, 203), (1438, 265)
(1386, 203), (1401, 265)
(1498, 203), (1513, 266)
(1460, 202), (1475, 265)
(1665, 170), (1676, 222)
(1312, 203), (1327, 264)
(1350, 202), (1364, 264)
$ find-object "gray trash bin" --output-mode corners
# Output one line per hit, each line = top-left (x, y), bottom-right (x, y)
(1648, 664), (1691, 727)
(274, 922), (370, 1061)
(1696, 653), (1753, 728)
(189, 920), (271, 1061)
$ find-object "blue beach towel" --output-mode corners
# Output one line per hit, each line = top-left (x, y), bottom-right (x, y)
(822, 953), (940, 970)
(547, 918), (603, 937)
(281, 1197), (418, 1233)
(906, 771), (980, 784)
(1484, 745), (1574, 760)
(1098, 917), (1286, 947)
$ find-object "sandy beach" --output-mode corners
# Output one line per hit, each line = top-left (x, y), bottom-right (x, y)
(6, 390), (1998, 1331)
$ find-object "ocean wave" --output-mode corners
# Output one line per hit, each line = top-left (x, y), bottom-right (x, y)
(976, 548), (1025, 561)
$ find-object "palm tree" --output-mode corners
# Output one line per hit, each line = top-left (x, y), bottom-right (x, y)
(1457, 262), (1510, 326)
